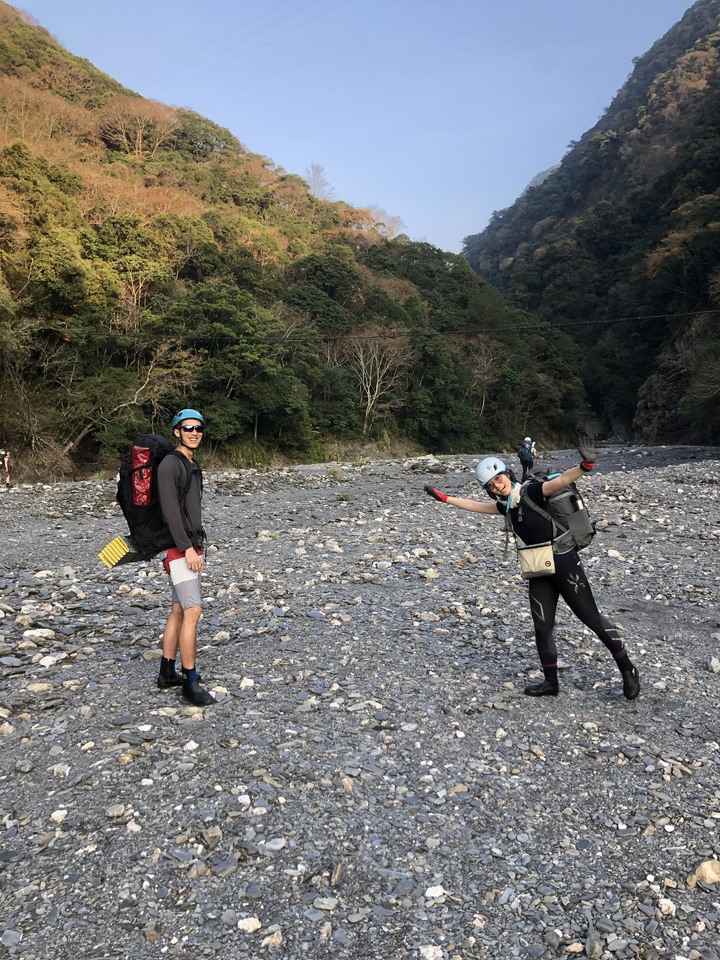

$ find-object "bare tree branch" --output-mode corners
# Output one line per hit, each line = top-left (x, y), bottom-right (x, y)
(331, 327), (415, 435)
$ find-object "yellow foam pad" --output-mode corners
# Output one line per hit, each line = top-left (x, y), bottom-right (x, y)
(98, 535), (131, 568)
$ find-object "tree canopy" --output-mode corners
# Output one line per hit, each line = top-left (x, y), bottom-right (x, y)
(0, 0), (589, 475)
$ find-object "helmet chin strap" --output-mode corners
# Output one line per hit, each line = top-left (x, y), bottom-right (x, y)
(175, 431), (197, 457)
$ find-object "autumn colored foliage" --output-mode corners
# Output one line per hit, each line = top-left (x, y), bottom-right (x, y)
(0, 1), (585, 475)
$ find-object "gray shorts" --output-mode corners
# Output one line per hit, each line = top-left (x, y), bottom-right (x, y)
(162, 551), (202, 610)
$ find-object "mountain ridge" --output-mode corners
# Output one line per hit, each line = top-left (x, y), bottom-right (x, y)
(463, 0), (720, 444)
(0, 0), (588, 478)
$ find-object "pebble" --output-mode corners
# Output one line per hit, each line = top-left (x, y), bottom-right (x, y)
(0, 448), (719, 959)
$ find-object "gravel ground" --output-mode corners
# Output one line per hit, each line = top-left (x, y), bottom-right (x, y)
(1, 445), (719, 960)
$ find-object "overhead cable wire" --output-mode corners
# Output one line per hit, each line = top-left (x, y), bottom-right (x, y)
(134, 0), (355, 92)
(167, 308), (717, 347)
(131, 0), (298, 83)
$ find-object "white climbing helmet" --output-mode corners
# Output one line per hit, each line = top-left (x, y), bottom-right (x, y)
(475, 456), (507, 488)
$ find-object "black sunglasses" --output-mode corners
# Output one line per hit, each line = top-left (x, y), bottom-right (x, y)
(180, 424), (204, 434)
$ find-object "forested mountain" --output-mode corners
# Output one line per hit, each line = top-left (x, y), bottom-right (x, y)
(0, 2), (588, 477)
(463, 0), (720, 444)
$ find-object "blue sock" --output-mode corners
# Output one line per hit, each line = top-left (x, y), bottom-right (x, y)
(183, 666), (197, 685)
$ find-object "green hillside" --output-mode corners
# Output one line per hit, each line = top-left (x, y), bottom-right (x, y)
(0, 1), (589, 476)
(463, 0), (720, 444)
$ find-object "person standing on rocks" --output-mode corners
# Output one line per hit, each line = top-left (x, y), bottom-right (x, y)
(424, 439), (641, 700)
(157, 409), (213, 707)
(1, 448), (11, 489)
(518, 436), (536, 479)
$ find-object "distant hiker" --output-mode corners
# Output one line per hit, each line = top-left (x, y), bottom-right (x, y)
(424, 438), (640, 700)
(1, 449), (11, 489)
(518, 436), (536, 479)
(156, 409), (213, 706)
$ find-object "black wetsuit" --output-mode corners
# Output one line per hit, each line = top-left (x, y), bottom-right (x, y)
(497, 480), (628, 671)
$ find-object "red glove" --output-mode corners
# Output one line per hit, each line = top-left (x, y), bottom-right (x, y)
(424, 484), (448, 503)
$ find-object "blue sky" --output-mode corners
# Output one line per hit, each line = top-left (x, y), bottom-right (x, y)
(17, 0), (693, 252)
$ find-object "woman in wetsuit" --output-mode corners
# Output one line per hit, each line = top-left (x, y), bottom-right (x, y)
(424, 440), (640, 700)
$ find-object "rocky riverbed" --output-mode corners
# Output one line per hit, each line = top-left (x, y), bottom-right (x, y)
(1, 445), (719, 960)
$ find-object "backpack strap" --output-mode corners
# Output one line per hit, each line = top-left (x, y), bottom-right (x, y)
(502, 484), (522, 559)
(166, 449), (196, 494)
(166, 450), (205, 550)
(518, 480), (569, 541)
(504, 481), (576, 562)
(502, 511), (514, 559)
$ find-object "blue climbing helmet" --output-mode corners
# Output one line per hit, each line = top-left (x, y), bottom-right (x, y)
(171, 408), (205, 429)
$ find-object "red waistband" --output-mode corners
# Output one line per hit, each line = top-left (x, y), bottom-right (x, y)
(162, 547), (203, 575)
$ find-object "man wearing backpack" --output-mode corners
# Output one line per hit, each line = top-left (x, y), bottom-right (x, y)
(156, 409), (213, 706)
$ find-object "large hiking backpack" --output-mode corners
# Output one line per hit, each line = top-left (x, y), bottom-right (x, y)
(518, 438), (535, 466)
(116, 434), (193, 560)
(517, 469), (596, 552)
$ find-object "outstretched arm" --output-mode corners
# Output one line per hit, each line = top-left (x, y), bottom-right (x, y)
(541, 437), (596, 497)
(424, 484), (499, 515)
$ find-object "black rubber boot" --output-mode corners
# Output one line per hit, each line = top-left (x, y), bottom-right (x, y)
(157, 657), (183, 689)
(524, 679), (559, 697)
(621, 665), (640, 700)
(182, 680), (214, 706)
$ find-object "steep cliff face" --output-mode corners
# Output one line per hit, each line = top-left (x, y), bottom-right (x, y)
(463, 0), (720, 443)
